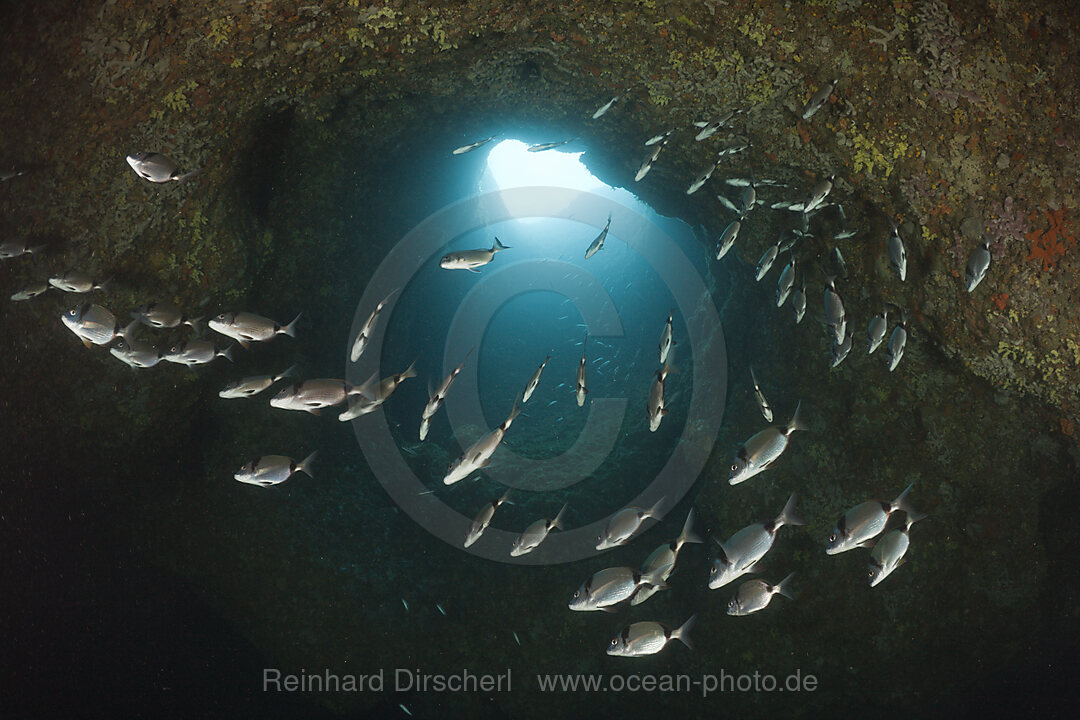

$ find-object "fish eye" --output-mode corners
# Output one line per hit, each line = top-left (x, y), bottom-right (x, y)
(731, 463), (738, 472)
(828, 533), (837, 543)
(727, 600), (734, 608)
(572, 590), (580, 599)
(867, 569), (875, 577)
(67, 308), (76, 316)
(610, 639), (618, 646)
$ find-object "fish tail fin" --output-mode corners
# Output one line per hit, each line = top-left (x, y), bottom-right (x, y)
(401, 358), (419, 381)
(118, 320), (139, 342)
(492, 236), (509, 252)
(281, 312), (302, 338)
(892, 482), (918, 516)
(646, 495), (667, 521)
(220, 345), (235, 362)
(550, 503), (568, 531)
(777, 492), (806, 528)
(297, 451), (317, 479)
(786, 401), (806, 434)
(775, 572), (796, 600)
(505, 398), (522, 427)
(28, 243), (48, 255)
(678, 508), (704, 546)
(173, 167), (202, 183)
(276, 364), (298, 382)
(499, 488), (514, 506)
(905, 510), (928, 531)
(749, 365), (759, 387)
(185, 315), (205, 335)
(354, 371), (380, 400)
(96, 276), (114, 292)
(672, 614), (697, 651)
(642, 563), (673, 588)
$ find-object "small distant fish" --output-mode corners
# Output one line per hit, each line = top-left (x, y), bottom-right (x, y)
(756, 239), (782, 282)
(592, 88), (631, 119)
(729, 402), (805, 485)
(644, 129), (676, 146)
(209, 311), (300, 349)
(686, 162), (719, 195)
(965, 240), (991, 292)
(868, 512), (927, 587)
(715, 220), (741, 260)
(233, 452), (316, 487)
(749, 366), (773, 423)
(270, 379), (364, 414)
(692, 110), (739, 141)
(801, 77), (839, 120)
(716, 140), (751, 158)
(219, 366), (296, 399)
(421, 350), (473, 438)
(527, 139), (575, 153)
(803, 174), (835, 214)
(830, 326), (852, 368)
(399, 703), (412, 717)
(10, 281), (49, 301)
(834, 229), (858, 240)
(350, 289), (397, 363)
(451, 136), (495, 155)
(576, 334), (588, 407)
(464, 489), (512, 548)
(658, 311), (675, 365)
(339, 361), (418, 421)
(110, 337), (163, 369)
(831, 246), (848, 278)
(401, 598), (409, 611)
(49, 270), (108, 293)
(132, 301), (201, 331)
(823, 276), (846, 345)
(513, 631), (521, 646)
(436, 603), (446, 617)
(631, 509), (702, 606)
(568, 563), (671, 612)
(585, 214), (612, 259)
(886, 310), (908, 372)
(440, 237), (509, 272)
(163, 338), (233, 366)
(546, 400), (557, 407)
(126, 152), (199, 183)
(0, 167), (25, 182)
(775, 258), (796, 307)
(867, 307), (889, 354)
(791, 277), (807, 323)
(510, 503), (567, 557)
(607, 615), (696, 657)
(709, 493), (804, 590)
(777, 232), (800, 254)
(443, 400), (521, 485)
(521, 355), (550, 404)
(635, 144), (664, 182)
(0, 238), (46, 259)
(727, 573), (794, 616)
(826, 483), (920, 555)
(61, 303), (134, 348)
(596, 497), (666, 550)
(888, 225), (907, 282)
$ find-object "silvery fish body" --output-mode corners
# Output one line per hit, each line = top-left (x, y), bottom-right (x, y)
(826, 483), (919, 555)
(775, 258), (796, 306)
(510, 503), (566, 556)
(889, 227), (907, 281)
(801, 78), (839, 120)
(709, 494), (803, 590)
(715, 220), (741, 260)
(739, 185), (758, 217)
(132, 301), (200, 330)
(11, 281), (49, 301)
(596, 497), (666, 551)
(338, 361), (417, 421)
(270, 378), (359, 414)
(527, 139), (574, 152)
(631, 509), (702, 606)
(0, 238), (45, 259)
(423, 350), (473, 426)
(110, 337), (163, 368)
(886, 317), (908, 372)
(803, 174), (834, 214)
(61, 303), (133, 347)
(585, 214), (611, 259)
(464, 490), (512, 548)
(868, 513), (926, 587)
(163, 338), (232, 366)
(755, 242), (780, 282)
(439, 237), (509, 272)
(647, 363), (671, 432)
(607, 616), (696, 657)
(234, 452), (316, 487)
(451, 136), (495, 155)
(645, 129), (675, 146)
(443, 401), (521, 485)
(49, 270), (107, 293)
(686, 162), (719, 195)
(126, 152), (198, 183)
(592, 92), (622, 119)
(791, 278), (807, 323)
(750, 366), (773, 423)
(824, 277), (846, 344)
(521, 356), (549, 404)
(965, 240), (991, 292)
(832, 246), (849, 279)
(867, 309), (889, 354)
(350, 290), (396, 362)
(568, 564), (670, 612)
(635, 144), (664, 181)
(208, 311), (300, 347)
(659, 312), (675, 365)
(729, 402), (805, 485)
(576, 334), (588, 407)
(830, 327), (852, 368)
(219, 366), (296, 399)
(727, 573), (794, 616)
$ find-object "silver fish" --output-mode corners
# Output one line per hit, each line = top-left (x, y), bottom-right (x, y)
(61, 303), (134, 348)
(888, 226), (907, 281)
(709, 493), (803, 590)
(0, 167), (25, 182)
(607, 615), (696, 657)
(464, 489), (512, 548)
(686, 162), (719, 195)
(597, 497), (666, 550)
(801, 77), (839, 120)
(644, 129), (676, 146)
(439, 237), (509, 272)
(350, 289), (397, 363)
(692, 110), (739, 141)
(775, 259), (797, 309)
(10, 281), (49, 301)
(729, 402), (805, 485)
(270, 378), (362, 414)
(110, 337), (163, 369)
(234, 452), (316, 487)
(527, 139), (574, 153)
(826, 483), (919, 555)
(867, 308), (889, 354)
(451, 136), (495, 155)
(823, 276), (846, 344)
(749, 366), (773, 423)
(125, 152), (199, 183)
(510, 503), (566, 556)
(632, 509), (702, 606)
(647, 362), (672, 432)
(831, 246), (848, 278)
(163, 338), (232, 365)
(716, 139), (751, 157)
(592, 89), (629, 119)
(49, 270), (108, 293)
(755, 239), (781, 282)
(444, 400), (522, 485)
(634, 144), (665, 182)
(339, 361), (418, 421)
(0, 238), (45, 259)
(727, 573), (794, 615)
(219, 366), (296, 399)
(716, 193), (740, 214)
(715, 220), (741, 260)
(208, 311), (300, 349)
(568, 564), (671, 612)
(830, 326), (852, 368)
(576, 334), (588, 407)
(521, 355), (549, 404)
(965, 240), (991, 292)
(422, 349), (473, 432)
(886, 310), (908, 372)
(585, 214), (612, 259)
(659, 311), (675, 365)
(868, 512), (927, 587)
(803, 174), (835, 214)
(792, 277), (807, 323)
(131, 301), (201, 331)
